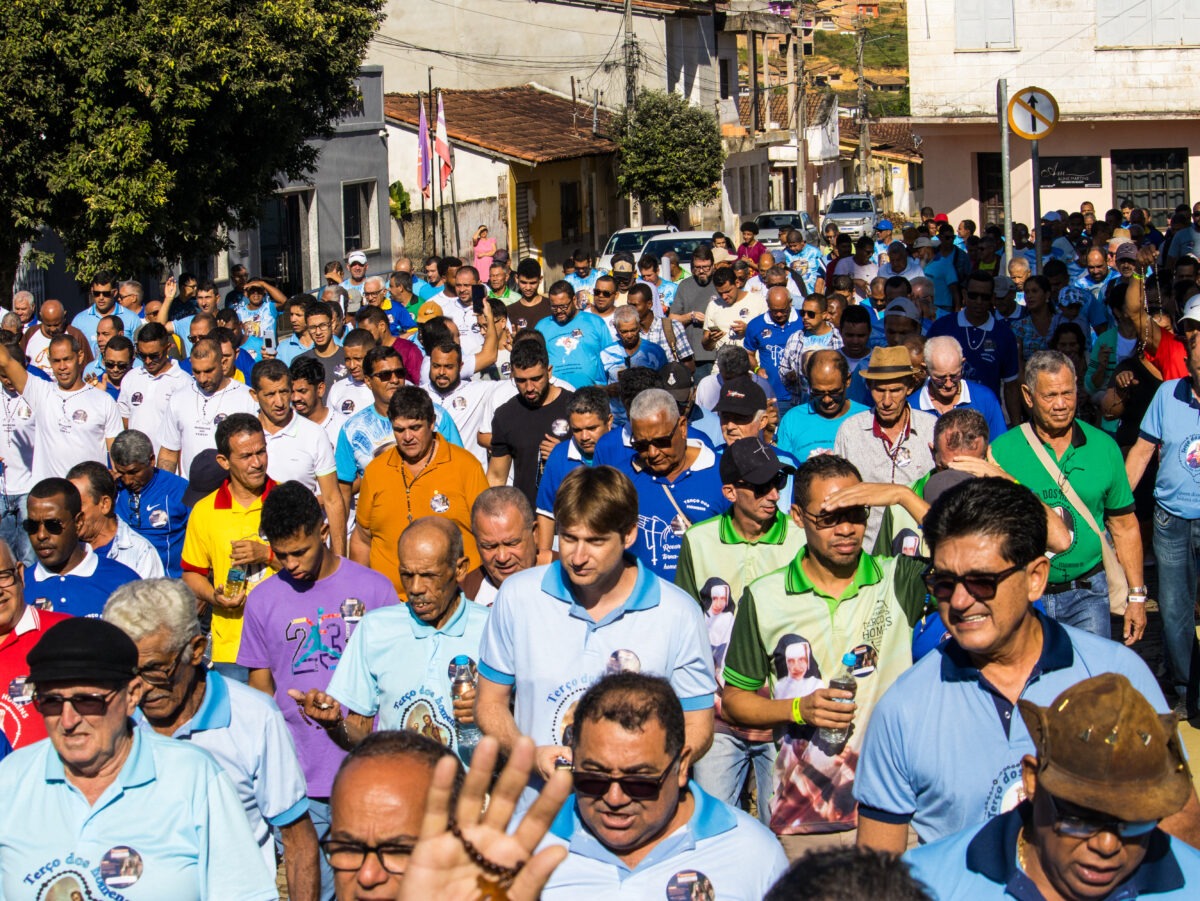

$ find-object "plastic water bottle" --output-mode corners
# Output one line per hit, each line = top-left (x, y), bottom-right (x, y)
(817, 652), (859, 753)
(451, 655), (482, 763)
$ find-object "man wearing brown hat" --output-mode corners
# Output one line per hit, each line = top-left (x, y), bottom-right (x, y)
(905, 673), (1200, 900)
(834, 345), (937, 546)
(0, 617), (276, 898)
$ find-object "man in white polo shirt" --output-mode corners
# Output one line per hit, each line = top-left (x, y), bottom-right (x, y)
(250, 359), (346, 555)
(117, 321), (191, 452)
(0, 332), (121, 481)
(476, 464), (717, 782)
(158, 337), (258, 477)
(540, 672), (786, 899)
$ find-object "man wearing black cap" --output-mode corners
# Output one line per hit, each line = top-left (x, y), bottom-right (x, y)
(675, 437), (806, 823)
(906, 673), (1200, 899)
(712, 375), (798, 507)
(0, 617), (276, 898)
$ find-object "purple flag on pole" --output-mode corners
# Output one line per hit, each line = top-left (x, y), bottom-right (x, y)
(418, 97), (431, 200)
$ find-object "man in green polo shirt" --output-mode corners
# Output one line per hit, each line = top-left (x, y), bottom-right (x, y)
(722, 453), (928, 860)
(675, 437), (806, 823)
(990, 350), (1146, 644)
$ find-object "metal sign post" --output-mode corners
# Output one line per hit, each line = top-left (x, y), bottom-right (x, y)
(997, 79), (1012, 263)
(1007, 86), (1059, 275)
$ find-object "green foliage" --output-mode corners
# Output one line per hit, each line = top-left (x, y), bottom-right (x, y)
(813, 20), (909, 70)
(0, 0), (385, 290)
(612, 90), (725, 216)
(389, 180), (412, 220)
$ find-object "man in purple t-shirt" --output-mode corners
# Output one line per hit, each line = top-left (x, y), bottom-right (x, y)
(238, 481), (397, 898)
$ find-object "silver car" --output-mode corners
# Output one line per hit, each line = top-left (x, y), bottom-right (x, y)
(820, 193), (879, 240)
(753, 211), (820, 252)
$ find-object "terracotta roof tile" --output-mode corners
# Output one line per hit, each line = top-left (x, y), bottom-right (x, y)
(736, 91), (835, 129)
(384, 86), (617, 165)
(839, 116), (922, 157)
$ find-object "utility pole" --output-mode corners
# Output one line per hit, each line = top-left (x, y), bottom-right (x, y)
(624, 0), (639, 225)
(792, 16), (808, 215)
(856, 18), (871, 197)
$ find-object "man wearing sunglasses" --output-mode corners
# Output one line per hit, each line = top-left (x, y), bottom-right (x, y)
(82, 314), (125, 386)
(71, 270), (143, 360)
(906, 674), (1200, 900)
(914, 336), (1008, 440)
(674, 438), (805, 824)
(540, 672), (786, 899)
(855, 478), (1200, 856)
(722, 454), (930, 857)
(104, 579), (319, 901)
(116, 321), (192, 454)
(0, 617), (277, 899)
(96, 334), (134, 402)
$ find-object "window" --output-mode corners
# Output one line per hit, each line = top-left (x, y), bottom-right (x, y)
(955, 0), (1015, 49)
(719, 59), (732, 100)
(560, 182), (582, 243)
(342, 181), (377, 255)
(1097, 0), (1200, 47)
(1111, 149), (1187, 227)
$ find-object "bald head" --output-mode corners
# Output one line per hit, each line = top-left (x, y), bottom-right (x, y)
(398, 516), (463, 564)
(766, 286), (791, 309)
(808, 348), (847, 382)
(39, 300), (66, 335)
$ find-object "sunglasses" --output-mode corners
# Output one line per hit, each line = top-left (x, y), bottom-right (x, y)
(371, 367), (405, 382)
(137, 348), (167, 361)
(572, 749), (681, 801)
(811, 389), (846, 401)
(22, 517), (66, 535)
(631, 432), (677, 453)
(801, 505), (869, 529)
(1044, 791), (1158, 839)
(91, 289), (114, 298)
(965, 290), (992, 301)
(736, 472), (789, 496)
(923, 562), (1025, 602)
(801, 310), (821, 319)
(34, 688), (120, 717)
(594, 290), (615, 297)
(929, 371), (962, 385)
(105, 360), (132, 371)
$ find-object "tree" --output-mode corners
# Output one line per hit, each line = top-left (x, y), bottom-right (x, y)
(0, 0), (385, 302)
(612, 89), (725, 219)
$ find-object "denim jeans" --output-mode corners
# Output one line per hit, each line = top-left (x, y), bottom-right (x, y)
(691, 730), (777, 826)
(0, 493), (34, 567)
(1042, 568), (1111, 639)
(1153, 505), (1200, 704)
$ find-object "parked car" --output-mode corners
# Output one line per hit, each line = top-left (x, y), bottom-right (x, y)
(639, 231), (715, 276)
(597, 226), (671, 270)
(820, 193), (879, 240)
(753, 210), (820, 251)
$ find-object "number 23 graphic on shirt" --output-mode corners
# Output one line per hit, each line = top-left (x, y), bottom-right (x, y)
(286, 607), (349, 675)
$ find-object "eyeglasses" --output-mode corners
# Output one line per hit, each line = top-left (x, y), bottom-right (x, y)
(364, 290), (385, 299)
(928, 370), (962, 385)
(0, 568), (17, 588)
(1044, 792), (1158, 839)
(22, 517), (65, 535)
(34, 688), (120, 717)
(371, 367), (405, 382)
(922, 562), (1025, 602)
(631, 432), (678, 453)
(811, 389), (847, 402)
(91, 289), (114, 298)
(800, 505), (869, 529)
(136, 642), (192, 688)
(965, 290), (992, 301)
(309, 321), (332, 332)
(105, 360), (132, 371)
(572, 749), (682, 801)
(735, 472), (789, 496)
(319, 834), (414, 875)
(137, 348), (167, 362)
(801, 310), (821, 319)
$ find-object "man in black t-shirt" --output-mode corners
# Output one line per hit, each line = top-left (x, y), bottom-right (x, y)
(486, 340), (574, 505)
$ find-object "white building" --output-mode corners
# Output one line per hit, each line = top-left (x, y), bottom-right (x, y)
(908, 0), (1200, 227)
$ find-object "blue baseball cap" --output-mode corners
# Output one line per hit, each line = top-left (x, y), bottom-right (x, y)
(876, 219), (894, 231)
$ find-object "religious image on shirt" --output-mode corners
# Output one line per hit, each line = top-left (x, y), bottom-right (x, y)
(404, 699), (451, 748)
(768, 634), (859, 834)
(99, 846), (144, 890)
(41, 874), (88, 901)
(551, 650), (642, 746)
(665, 870), (716, 901)
(699, 578), (735, 672)
(1179, 435), (1200, 474)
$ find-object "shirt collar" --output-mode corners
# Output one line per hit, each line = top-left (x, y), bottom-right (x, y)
(917, 379), (972, 409)
(45, 724), (156, 792)
(941, 608), (1074, 682)
(549, 781), (737, 869)
(540, 557), (661, 626)
(3, 603), (42, 642)
(34, 545), (99, 582)
(174, 669), (231, 736)
(1172, 377), (1200, 410)
(763, 309), (799, 329)
(718, 510), (790, 546)
(113, 518), (137, 551)
(964, 805), (1184, 897)
(407, 593), (471, 638)
(784, 548), (882, 599)
(213, 477), (277, 510)
(632, 439), (717, 478)
(957, 310), (996, 331)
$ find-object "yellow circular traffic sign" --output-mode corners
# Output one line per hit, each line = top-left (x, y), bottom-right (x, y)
(1007, 86), (1058, 141)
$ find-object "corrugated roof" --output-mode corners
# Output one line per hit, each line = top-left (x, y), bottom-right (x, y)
(737, 91), (836, 129)
(384, 86), (617, 165)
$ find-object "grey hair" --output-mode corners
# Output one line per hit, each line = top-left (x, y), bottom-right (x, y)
(104, 579), (203, 647)
(1008, 256), (1031, 274)
(12, 290), (34, 308)
(111, 430), (155, 466)
(363, 275), (384, 292)
(1024, 349), (1075, 392)
(909, 276), (934, 294)
(613, 306), (640, 327)
(119, 280), (144, 303)
(925, 335), (964, 368)
(1, 313), (20, 333)
(714, 344), (752, 378)
(628, 387), (679, 423)
(471, 486), (536, 532)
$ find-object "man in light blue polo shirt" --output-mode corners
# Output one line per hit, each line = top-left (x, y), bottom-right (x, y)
(600, 307), (668, 426)
(905, 673), (1200, 901)
(536, 280), (610, 389)
(743, 286), (805, 414)
(476, 464), (716, 783)
(293, 518), (489, 765)
(776, 349), (866, 462)
(0, 617), (276, 900)
(103, 579), (318, 899)
(72, 269), (144, 358)
(540, 672), (786, 900)
(855, 478), (1200, 854)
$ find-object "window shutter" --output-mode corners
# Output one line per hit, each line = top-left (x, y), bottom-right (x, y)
(955, 0), (988, 48)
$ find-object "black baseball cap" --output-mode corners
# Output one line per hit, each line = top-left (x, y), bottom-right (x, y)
(719, 437), (794, 485)
(184, 448), (227, 507)
(713, 376), (767, 418)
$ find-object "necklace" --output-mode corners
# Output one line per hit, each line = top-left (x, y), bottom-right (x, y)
(1016, 828), (1030, 872)
(963, 316), (989, 352)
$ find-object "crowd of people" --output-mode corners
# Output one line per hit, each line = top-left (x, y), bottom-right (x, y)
(1, 196), (1200, 900)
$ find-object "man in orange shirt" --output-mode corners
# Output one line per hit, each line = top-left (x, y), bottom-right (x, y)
(350, 386), (488, 594)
